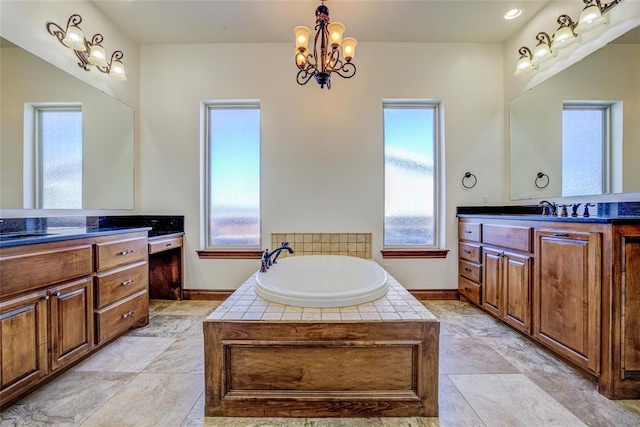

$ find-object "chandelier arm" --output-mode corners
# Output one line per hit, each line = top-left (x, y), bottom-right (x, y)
(334, 62), (356, 79)
(297, 69), (315, 85)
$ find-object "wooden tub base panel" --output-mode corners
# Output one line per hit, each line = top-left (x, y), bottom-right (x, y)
(204, 320), (439, 417)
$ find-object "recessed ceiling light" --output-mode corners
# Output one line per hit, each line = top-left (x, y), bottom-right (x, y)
(504, 8), (523, 20)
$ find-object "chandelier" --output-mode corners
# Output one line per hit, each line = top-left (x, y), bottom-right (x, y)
(293, 0), (357, 89)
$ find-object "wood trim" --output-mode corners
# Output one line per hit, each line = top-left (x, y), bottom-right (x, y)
(183, 289), (234, 301)
(381, 249), (449, 259)
(409, 289), (459, 300)
(197, 250), (263, 259)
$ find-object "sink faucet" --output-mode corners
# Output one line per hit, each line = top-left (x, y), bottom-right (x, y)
(539, 200), (557, 216)
(260, 241), (294, 272)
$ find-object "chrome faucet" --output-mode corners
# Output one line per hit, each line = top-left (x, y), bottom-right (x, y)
(260, 241), (294, 272)
(539, 200), (557, 216)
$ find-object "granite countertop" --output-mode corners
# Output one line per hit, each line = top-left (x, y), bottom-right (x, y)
(0, 226), (152, 248)
(457, 202), (640, 224)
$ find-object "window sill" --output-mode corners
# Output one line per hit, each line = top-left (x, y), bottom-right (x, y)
(380, 249), (449, 259)
(197, 250), (263, 259)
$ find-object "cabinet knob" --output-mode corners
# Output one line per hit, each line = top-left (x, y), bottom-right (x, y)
(121, 279), (134, 286)
(54, 291), (61, 297)
(464, 287), (472, 292)
(42, 295), (50, 301)
(122, 310), (135, 319)
(120, 249), (134, 256)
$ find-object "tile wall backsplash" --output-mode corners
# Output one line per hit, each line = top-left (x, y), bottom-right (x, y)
(271, 233), (372, 259)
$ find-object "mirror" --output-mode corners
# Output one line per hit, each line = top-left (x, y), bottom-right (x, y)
(1, 38), (134, 209)
(509, 26), (640, 200)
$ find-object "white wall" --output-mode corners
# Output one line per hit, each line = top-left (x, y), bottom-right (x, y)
(139, 42), (504, 290)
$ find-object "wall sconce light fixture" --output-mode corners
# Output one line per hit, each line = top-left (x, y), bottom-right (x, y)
(46, 14), (127, 80)
(514, 0), (621, 77)
(293, 0), (357, 89)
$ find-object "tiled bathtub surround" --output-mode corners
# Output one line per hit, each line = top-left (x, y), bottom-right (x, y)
(208, 272), (436, 322)
(270, 232), (372, 259)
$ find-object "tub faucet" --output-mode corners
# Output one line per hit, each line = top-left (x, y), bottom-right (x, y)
(260, 241), (294, 272)
(539, 200), (557, 216)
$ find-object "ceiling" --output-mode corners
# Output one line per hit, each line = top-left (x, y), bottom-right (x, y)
(92, 0), (553, 45)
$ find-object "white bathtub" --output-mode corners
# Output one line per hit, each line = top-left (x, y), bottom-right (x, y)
(255, 255), (389, 308)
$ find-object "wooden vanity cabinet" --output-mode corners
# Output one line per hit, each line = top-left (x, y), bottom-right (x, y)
(0, 231), (149, 409)
(458, 216), (640, 399)
(458, 222), (482, 305)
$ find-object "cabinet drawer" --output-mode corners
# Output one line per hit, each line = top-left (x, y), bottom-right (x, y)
(459, 276), (481, 305)
(0, 244), (93, 296)
(95, 261), (148, 309)
(459, 242), (481, 263)
(482, 224), (532, 253)
(459, 260), (481, 283)
(96, 237), (147, 272)
(95, 290), (148, 345)
(459, 222), (481, 242)
(149, 236), (183, 254)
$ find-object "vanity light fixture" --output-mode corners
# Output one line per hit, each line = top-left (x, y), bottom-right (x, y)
(514, 0), (622, 77)
(293, 0), (357, 89)
(513, 47), (537, 76)
(531, 32), (555, 65)
(575, 0), (620, 33)
(46, 14), (127, 80)
(551, 15), (579, 50)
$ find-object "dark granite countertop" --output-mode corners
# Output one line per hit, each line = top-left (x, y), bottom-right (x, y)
(0, 227), (153, 248)
(457, 202), (640, 224)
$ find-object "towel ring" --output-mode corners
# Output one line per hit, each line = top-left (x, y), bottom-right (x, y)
(462, 172), (477, 189)
(535, 172), (550, 189)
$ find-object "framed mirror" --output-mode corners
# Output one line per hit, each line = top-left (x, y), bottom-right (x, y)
(509, 25), (640, 200)
(0, 37), (134, 209)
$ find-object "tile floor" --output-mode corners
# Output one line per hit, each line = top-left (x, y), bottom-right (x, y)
(1, 299), (639, 426)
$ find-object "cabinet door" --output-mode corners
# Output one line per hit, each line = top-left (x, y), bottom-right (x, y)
(0, 290), (48, 406)
(535, 230), (601, 374)
(503, 253), (532, 334)
(49, 277), (94, 371)
(482, 248), (503, 316)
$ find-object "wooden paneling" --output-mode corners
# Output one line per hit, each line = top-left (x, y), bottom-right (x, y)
(149, 236), (183, 254)
(622, 236), (640, 376)
(95, 261), (148, 309)
(459, 242), (481, 263)
(503, 253), (531, 333)
(205, 320), (439, 417)
(482, 224), (532, 252)
(535, 230), (601, 374)
(459, 259), (481, 283)
(0, 290), (48, 404)
(482, 248), (502, 315)
(458, 222), (481, 242)
(458, 276), (481, 305)
(95, 290), (148, 345)
(96, 236), (147, 271)
(49, 277), (94, 370)
(0, 243), (92, 296)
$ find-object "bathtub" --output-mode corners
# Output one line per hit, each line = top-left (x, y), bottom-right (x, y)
(255, 255), (389, 307)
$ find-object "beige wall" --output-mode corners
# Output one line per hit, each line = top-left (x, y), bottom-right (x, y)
(139, 42), (505, 290)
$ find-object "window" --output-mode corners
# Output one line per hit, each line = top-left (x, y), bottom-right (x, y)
(383, 100), (441, 248)
(205, 101), (261, 249)
(34, 106), (83, 209)
(562, 103), (610, 197)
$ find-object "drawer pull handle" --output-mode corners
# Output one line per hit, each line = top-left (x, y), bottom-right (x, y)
(122, 310), (135, 319)
(166, 243), (172, 247)
(464, 268), (472, 272)
(121, 279), (135, 286)
(120, 249), (134, 256)
(463, 250), (472, 254)
(464, 230), (472, 234)
(464, 287), (472, 292)
(552, 233), (570, 237)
